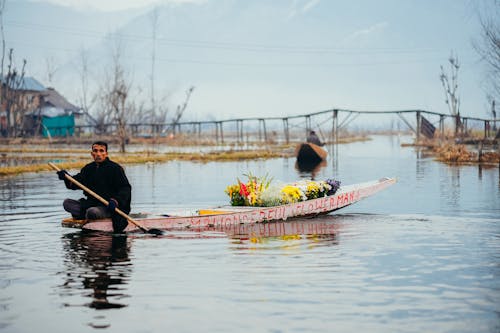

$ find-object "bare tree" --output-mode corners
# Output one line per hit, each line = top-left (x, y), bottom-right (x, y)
(44, 56), (59, 87)
(149, 7), (159, 124)
(154, 92), (171, 124)
(2, 49), (27, 137)
(0, 4), (37, 138)
(100, 35), (133, 152)
(440, 52), (461, 136)
(0, 0), (6, 83)
(492, 100), (497, 131)
(76, 47), (98, 129)
(0, 0), (6, 136)
(473, 0), (500, 104)
(440, 52), (461, 117)
(171, 86), (195, 125)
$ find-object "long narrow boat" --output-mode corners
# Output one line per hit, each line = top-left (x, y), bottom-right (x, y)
(62, 177), (396, 233)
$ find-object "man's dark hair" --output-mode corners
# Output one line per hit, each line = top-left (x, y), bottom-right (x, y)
(92, 141), (108, 151)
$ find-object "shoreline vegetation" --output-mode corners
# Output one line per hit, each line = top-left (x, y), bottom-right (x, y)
(0, 148), (294, 176)
(403, 139), (499, 166)
(1, 134), (499, 176)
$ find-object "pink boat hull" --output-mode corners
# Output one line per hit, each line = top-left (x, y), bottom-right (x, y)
(63, 177), (397, 233)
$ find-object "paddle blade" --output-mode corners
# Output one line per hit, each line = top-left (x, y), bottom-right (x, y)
(147, 228), (164, 236)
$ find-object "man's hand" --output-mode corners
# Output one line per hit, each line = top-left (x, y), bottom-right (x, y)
(57, 170), (69, 180)
(107, 198), (119, 212)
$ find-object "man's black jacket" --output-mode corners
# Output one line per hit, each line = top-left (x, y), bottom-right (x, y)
(65, 158), (131, 214)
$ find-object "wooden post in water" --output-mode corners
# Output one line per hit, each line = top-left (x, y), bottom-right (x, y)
(261, 119), (267, 142)
(416, 111), (421, 142)
(192, 123), (197, 139)
(439, 115), (444, 140)
(282, 118), (289, 144)
(242, 119), (246, 144)
(478, 140), (483, 162)
(215, 121), (219, 144)
(258, 119), (262, 142)
(305, 115), (311, 139)
(333, 109), (338, 144)
(237, 119), (243, 144)
(219, 122), (224, 144)
(455, 114), (461, 138)
(484, 120), (489, 139)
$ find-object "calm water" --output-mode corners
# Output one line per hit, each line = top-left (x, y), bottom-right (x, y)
(0, 135), (499, 333)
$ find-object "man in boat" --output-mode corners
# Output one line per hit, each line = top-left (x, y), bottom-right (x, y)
(306, 130), (324, 146)
(56, 141), (131, 232)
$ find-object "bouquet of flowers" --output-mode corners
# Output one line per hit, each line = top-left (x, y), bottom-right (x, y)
(225, 173), (341, 207)
(224, 172), (273, 206)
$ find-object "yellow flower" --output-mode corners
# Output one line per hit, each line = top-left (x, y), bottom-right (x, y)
(281, 185), (303, 203)
(224, 184), (239, 196)
(306, 181), (321, 199)
(248, 192), (257, 205)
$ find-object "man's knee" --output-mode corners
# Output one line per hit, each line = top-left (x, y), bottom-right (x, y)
(63, 198), (75, 210)
(85, 206), (109, 220)
(63, 199), (83, 218)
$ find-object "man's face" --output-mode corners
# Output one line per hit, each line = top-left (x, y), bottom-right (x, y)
(91, 144), (108, 163)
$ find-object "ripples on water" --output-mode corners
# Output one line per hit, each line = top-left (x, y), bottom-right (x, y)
(0, 136), (499, 332)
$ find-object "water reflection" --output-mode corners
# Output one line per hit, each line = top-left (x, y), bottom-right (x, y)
(59, 232), (132, 311)
(0, 177), (26, 203)
(442, 166), (461, 208)
(295, 159), (327, 180)
(183, 219), (339, 247)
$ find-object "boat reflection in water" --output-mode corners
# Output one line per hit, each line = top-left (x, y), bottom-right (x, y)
(295, 159), (327, 180)
(179, 217), (339, 246)
(60, 232), (132, 313)
(226, 219), (338, 247)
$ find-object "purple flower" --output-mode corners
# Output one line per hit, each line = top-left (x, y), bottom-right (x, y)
(325, 179), (341, 195)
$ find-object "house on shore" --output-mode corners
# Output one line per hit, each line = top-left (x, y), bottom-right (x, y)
(0, 76), (45, 137)
(1, 76), (82, 137)
(25, 87), (82, 137)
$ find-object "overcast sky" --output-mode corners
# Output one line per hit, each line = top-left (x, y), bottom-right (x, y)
(31, 0), (200, 12)
(5, 0), (496, 123)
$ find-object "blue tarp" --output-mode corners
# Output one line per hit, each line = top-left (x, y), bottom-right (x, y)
(42, 115), (74, 137)
(0, 75), (45, 91)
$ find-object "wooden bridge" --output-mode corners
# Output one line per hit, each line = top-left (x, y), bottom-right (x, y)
(57, 108), (499, 144)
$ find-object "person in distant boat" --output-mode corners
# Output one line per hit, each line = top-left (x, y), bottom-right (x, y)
(306, 130), (324, 146)
(56, 141), (132, 232)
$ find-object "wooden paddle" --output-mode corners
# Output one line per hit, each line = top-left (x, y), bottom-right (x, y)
(48, 162), (163, 235)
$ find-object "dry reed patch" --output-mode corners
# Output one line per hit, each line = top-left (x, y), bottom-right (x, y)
(479, 152), (500, 163)
(434, 143), (499, 164)
(434, 144), (476, 162)
(0, 149), (290, 176)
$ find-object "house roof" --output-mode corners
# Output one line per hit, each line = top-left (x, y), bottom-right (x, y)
(0, 75), (45, 92)
(41, 88), (80, 112)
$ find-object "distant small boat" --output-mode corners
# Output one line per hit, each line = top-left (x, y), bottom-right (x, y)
(295, 142), (328, 163)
